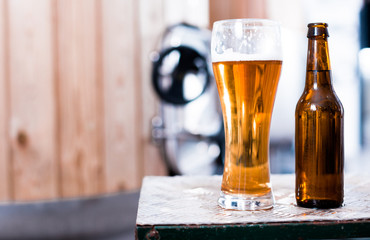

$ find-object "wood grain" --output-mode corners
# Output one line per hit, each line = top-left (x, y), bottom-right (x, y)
(0, 0), (9, 201)
(209, 0), (267, 27)
(163, 0), (209, 28)
(101, 0), (141, 191)
(57, 0), (104, 197)
(8, 0), (58, 200)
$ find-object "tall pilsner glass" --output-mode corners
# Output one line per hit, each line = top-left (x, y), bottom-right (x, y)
(211, 19), (282, 210)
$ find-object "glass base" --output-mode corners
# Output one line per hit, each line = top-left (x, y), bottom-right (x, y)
(218, 190), (275, 210)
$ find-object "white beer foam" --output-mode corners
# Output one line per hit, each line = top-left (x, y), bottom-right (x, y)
(212, 49), (282, 62)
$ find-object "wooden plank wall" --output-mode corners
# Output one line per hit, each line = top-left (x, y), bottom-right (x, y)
(209, 0), (267, 26)
(8, 0), (58, 201)
(0, 0), (9, 201)
(102, 0), (141, 192)
(57, 0), (104, 198)
(0, 0), (208, 201)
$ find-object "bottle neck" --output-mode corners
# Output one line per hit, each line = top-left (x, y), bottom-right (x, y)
(305, 36), (332, 89)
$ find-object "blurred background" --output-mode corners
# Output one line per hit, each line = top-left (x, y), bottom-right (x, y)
(0, 0), (368, 239)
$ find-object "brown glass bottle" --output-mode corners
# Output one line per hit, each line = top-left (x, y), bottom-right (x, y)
(295, 23), (344, 208)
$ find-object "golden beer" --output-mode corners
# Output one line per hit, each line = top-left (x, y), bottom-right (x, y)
(212, 19), (282, 210)
(213, 60), (282, 196)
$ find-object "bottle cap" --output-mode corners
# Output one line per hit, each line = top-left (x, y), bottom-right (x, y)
(307, 23), (329, 38)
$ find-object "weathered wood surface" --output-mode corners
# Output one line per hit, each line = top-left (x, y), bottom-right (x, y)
(136, 174), (370, 239)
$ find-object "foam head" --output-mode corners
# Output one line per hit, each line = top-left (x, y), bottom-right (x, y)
(211, 19), (282, 62)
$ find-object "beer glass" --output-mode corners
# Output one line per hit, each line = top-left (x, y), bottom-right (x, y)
(211, 19), (282, 210)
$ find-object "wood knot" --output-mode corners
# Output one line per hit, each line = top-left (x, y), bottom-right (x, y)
(17, 130), (28, 147)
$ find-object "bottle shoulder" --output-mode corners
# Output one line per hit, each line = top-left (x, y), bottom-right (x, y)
(296, 88), (343, 114)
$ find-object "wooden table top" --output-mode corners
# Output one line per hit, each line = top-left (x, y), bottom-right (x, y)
(136, 174), (370, 240)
